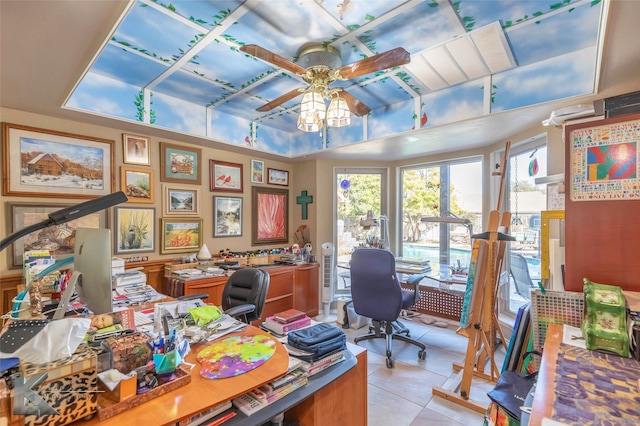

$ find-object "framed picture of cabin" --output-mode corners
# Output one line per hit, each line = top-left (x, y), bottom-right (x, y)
(121, 165), (154, 204)
(1, 122), (115, 198)
(214, 196), (242, 237)
(159, 142), (202, 185)
(8, 202), (107, 269)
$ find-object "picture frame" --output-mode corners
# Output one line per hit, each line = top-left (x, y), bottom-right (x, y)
(268, 168), (289, 186)
(251, 159), (265, 184)
(162, 184), (200, 216)
(210, 160), (243, 192)
(252, 186), (288, 245)
(114, 206), (155, 254)
(160, 142), (202, 185)
(568, 116), (640, 201)
(161, 218), (203, 254)
(122, 133), (150, 165)
(121, 165), (154, 204)
(2, 122), (115, 198)
(214, 196), (242, 237)
(8, 202), (107, 269)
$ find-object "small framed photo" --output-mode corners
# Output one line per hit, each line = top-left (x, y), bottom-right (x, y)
(210, 160), (243, 192)
(268, 168), (289, 186)
(161, 218), (203, 254)
(251, 159), (265, 184)
(121, 166), (154, 203)
(162, 184), (200, 216)
(160, 142), (202, 185)
(114, 206), (155, 254)
(214, 196), (242, 237)
(122, 133), (150, 165)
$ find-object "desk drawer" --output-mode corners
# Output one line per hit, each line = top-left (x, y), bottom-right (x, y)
(267, 269), (294, 298)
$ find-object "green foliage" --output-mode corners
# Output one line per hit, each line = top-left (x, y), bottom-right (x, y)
(337, 174), (382, 217)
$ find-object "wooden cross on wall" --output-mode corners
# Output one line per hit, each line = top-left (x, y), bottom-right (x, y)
(296, 190), (313, 220)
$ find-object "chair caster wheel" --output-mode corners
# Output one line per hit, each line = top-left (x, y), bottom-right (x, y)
(386, 357), (394, 368)
(418, 350), (426, 360)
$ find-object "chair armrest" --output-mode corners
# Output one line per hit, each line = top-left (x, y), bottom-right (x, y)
(224, 304), (256, 321)
(404, 274), (425, 288)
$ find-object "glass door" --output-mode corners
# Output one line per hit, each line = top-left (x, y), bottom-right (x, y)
(334, 167), (387, 294)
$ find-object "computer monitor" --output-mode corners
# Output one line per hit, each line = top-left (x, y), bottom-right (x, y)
(53, 228), (113, 319)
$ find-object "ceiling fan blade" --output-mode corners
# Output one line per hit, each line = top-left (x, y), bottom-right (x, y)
(256, 87), (304, 112)
(336, 47), (410, 80)
(336, 89), (371, 117)
(240, 44), (308, 76)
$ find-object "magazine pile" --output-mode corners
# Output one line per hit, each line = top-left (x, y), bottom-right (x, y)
(232, 322), (347, 416)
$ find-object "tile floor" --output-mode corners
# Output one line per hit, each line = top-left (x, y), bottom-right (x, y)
(341, 314), (506, 426)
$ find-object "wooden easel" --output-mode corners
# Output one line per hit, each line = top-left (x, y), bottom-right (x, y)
(432, 141), (511, 413)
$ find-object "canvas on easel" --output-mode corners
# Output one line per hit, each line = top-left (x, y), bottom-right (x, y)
(432, 141), (512, 413)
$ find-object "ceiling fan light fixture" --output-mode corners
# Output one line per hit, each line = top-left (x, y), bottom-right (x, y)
(297, 113), (323, 132)
(326, 96), (350, 127)
(299, 90), (326, 120)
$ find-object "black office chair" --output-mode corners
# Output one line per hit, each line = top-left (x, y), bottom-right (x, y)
(350, 248), (427, 368)
(510, 253), (536, 299)
(221, 268), (270, 323)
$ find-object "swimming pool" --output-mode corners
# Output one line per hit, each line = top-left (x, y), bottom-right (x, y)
(402, 244), (541, 271)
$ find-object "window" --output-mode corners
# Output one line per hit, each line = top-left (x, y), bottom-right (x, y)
(502, 139), (547, 314)
(399, 158), (483, 269)
(334, 167), (387, 294)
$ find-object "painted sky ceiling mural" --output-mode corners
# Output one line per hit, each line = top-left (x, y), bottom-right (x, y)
(66, 0), (604, 158)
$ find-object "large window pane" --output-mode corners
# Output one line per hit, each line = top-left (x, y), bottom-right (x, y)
(335, 168), (387, 294)
(400, 159), (483, 271)
(506, 145), (547, 313)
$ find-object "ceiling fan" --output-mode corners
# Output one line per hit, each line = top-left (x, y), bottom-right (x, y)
(239, 44), (411, 120)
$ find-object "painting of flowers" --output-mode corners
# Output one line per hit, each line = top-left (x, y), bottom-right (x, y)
(252, 187), (288, 245)
(161, 218), (203, 254)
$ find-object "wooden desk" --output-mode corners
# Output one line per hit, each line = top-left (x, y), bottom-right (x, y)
(73, 331), (366, 426)
(529, 323), (640, 425)
(78, 326), (289, 426)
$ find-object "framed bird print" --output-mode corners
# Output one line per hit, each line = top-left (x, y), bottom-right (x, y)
(210, 160), (243, 193)
(114, 206), (155, 254)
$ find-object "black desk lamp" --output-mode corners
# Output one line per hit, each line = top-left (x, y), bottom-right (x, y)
(0, 191), (128, 253)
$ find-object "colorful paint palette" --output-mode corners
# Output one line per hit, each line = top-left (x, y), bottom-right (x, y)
(197, 334), (276, 379)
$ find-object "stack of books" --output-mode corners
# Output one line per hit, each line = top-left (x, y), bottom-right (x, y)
(262, 309), (311, 335)
(394, 257), (431, 274)
(232, 364), (308, 416)
(295, 349), (345, 377)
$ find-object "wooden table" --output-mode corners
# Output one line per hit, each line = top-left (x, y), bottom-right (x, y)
(528, 323), (562, 426)
(79, 326), (289, 426)
(528, 323), (640, 426)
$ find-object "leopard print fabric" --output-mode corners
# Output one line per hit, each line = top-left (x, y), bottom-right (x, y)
(21, 344), (98, 425)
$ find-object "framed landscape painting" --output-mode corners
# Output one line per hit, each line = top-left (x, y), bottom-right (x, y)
(2, 122), (115, 198)
(9, 202), (106, 268)
(210, 160), (243, 192)
(268, 168), (289, 186)
(163, 184), (200, 215)
(161, 218), (203, 254)
(214, 196), (242, 237)
(121, 166), (154, 203)
(252, 186), (288, 245)
(160, 142), (202, 185)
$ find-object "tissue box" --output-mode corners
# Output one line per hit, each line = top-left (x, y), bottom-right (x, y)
(582, 279), (629, 357)
(20, 343), (98, 426)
